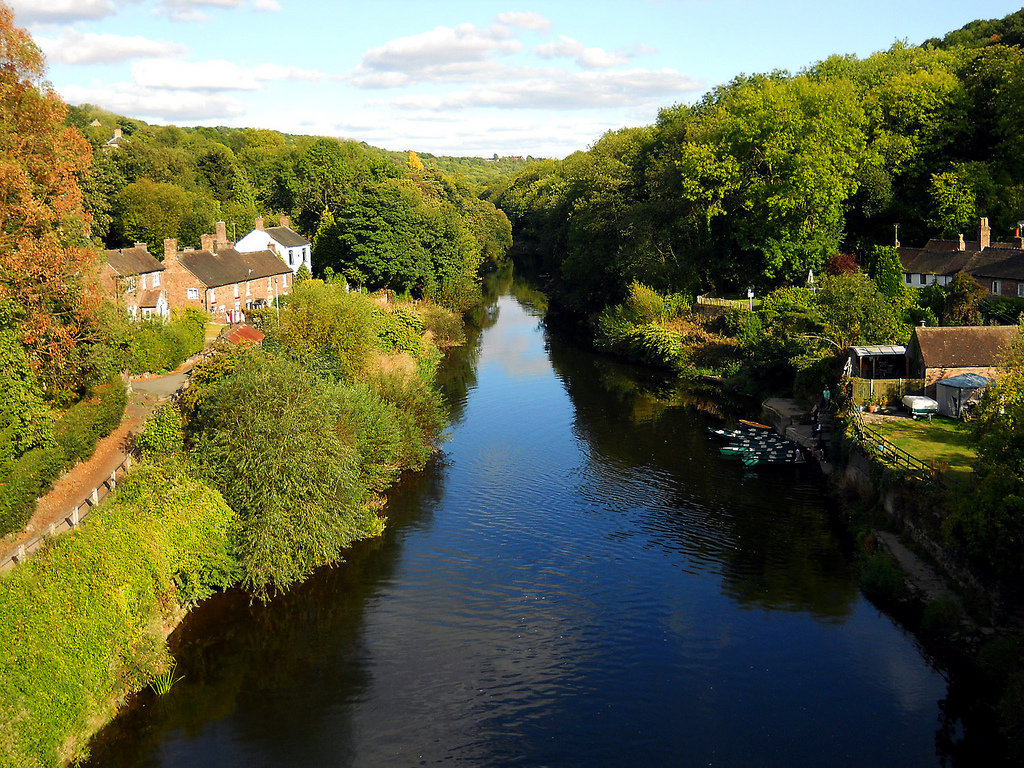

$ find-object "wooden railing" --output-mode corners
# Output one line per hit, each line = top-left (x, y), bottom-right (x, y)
(0, 453), (134, 573)
(696, 294), (757, 310)
(848, 407), (943, 487)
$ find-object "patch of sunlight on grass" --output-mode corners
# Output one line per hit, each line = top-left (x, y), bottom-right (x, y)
(869, 415), (976, 483)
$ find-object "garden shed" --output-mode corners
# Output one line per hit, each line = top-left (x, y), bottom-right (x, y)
(935, 373), (994, 419)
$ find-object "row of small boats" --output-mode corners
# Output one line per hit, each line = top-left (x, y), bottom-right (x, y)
(708, 420), (807, 467)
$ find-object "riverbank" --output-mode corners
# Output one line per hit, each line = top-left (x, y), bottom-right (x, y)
(0, 286), (462, 768)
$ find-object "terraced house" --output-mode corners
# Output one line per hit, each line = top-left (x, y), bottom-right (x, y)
(100, 242), (168, 320)
(899, 217), (1024, 296)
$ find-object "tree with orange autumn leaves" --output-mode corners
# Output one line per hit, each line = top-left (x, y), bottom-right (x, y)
(0, 2), (102, 394)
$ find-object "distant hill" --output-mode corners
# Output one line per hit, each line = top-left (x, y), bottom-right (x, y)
(924, 7), (1024, 49)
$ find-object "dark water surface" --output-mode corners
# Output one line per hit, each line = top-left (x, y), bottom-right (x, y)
(87, 285), (955, 767)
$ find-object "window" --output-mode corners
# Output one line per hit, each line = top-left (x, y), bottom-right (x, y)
(126, 275), (136, 292)
(234, 283), (239, 298)
(289, 249), (294, 265)
(141, 274), (147, 290)
(282, 273), (288, 288)
(246, 281), (251, 296)
(142, 308), (151, 319)
(187, 287), (199, 300)
(993, 280), (1001, 294)
(1018, 283), (1024, 298)
(904, 272), (911, 284)
(267, 277), (272, 290)
(152, 272), (160, 287)
(210, 289), (216, 303)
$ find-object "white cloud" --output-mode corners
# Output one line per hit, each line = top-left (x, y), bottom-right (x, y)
(392, 68), (703, 111)
(159, 0), (280, 21)
(357, 23), (521, 80)
(35, 29), (186, 65)
(131, 58), (261, 90)
(578, 47), (630, 69)
(496, 11), (551, 32)
(8, 0), (123, 24)
(536, 35), (630, 69)
(59, 81), (245, 120)
(535, 35), (584, 58)
(252, 63), (327, 82)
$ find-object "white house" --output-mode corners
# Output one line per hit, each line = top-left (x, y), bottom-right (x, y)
(235, 215), (311, 275)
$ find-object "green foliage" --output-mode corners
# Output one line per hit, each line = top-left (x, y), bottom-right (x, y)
(374, 306), (424, 356)
(816, 273), (909, 350)
(269, 280), (377, 382)
(944, 271), (987, 325)
(944, 324), (1024, 575)
(868, 245), (908, 300)
(858, 553), (906, 601)
(136, 404), (184, 458)
(185, 350), (381, 598)
(52, 376), (127, 467)
(127, 308), (207, 374)
(0, 460), (237, 768)
(419, 302), (466, 348)
(625, 282), (667, 324)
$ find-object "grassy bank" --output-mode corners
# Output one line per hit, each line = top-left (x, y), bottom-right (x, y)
(0, 283), (459, 767)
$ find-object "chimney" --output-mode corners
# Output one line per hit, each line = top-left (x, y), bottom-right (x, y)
(255, 216), (265, 231)
(113, 127), (122, 139)
(215, 220), (227, 246)
(280, 214), (291, 229)
(163, 238), (177, 261)
(1015, 227), (1024, 250)
(201, 233), (214, 252)
(980, 217), (991, 250)
(135, 242), (148, 251)
(958, 234), (965, 251)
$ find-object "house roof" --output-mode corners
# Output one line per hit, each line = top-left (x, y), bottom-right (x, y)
(913, 325), (1018, 369)
(221, 324), (265, 345)
(963, 249), (1024, 280)
(849, 345), (906, 358)
(177, 247), (291, 288)
(266, 226), (309, 248)
(137, 290), (163, 308)
(106, 246), (164, 276)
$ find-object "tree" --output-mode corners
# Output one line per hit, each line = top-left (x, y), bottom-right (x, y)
(944, 271), (987, 325)
(0, 3), (102, 392)
(944, 322), (1024, 575)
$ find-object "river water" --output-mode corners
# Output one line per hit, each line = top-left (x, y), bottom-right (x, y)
(87, 281), (964, 767)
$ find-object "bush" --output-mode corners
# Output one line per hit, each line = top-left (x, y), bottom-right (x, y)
(136, 404), (184, 458)
(859, 553), (906, 601)
(53, 377), (127, 466)
(367, 369), (446, 470)
(0, 445), (65, 536)
(128, 308), (207, 375)
(625, 281), (666, 324)
(0, 461), (237, 768)
(420, 302), (465, 347)
(374, 306), (424, 356)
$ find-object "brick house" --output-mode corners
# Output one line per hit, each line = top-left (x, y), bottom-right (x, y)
(100, 243), (168, 320)
(908, 324), (1018, 394)
(161, 221), (293, 323)
(235, 215), (311, 275)
(899, 217), (1024, 296)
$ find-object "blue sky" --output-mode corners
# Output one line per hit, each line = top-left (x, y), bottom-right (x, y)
(12, 0), (1024, 158)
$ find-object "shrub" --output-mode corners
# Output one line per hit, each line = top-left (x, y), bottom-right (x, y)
(0, 445), (65, 536)
(374, 306), (424, 356)
(0, 461), (237, 768)
(858, 553), (906, 601)
(128, 308), (207, 374)
(53, 376), (127, 466)
(625, 281), (666, 324)
(367, 369), (446, 470)
(136, 404), (184, 458)
(420, 302), (465, 347)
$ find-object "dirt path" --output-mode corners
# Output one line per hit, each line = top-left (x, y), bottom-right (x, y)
(0, 366), (192, 564)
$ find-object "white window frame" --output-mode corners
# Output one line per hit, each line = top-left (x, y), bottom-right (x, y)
(152, 272), (160, 287)
(126, 275), (136, 292)
(993, 280), (1001, 294)
(187, 287), (199, 300)
(1018, 283), (1024, 298)
(234, 283), (240, 298)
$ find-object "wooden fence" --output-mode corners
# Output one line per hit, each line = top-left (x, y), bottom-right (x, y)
(848, 377), (925, 406)
(695, 294), (761, 310)
(0, 453), (134, 573)
(848, 407), (943, 487)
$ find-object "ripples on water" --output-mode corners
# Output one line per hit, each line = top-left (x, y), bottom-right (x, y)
(85, 292), (952, 768)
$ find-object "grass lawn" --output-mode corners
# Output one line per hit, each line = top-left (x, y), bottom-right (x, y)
(866, 414), (977, 483)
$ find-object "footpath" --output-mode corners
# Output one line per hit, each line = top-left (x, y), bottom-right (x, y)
(0, 365), (192, 570)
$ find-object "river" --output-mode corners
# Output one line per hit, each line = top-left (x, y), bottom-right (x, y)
(86, 278), (968, 767)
